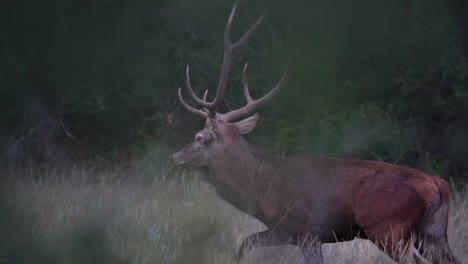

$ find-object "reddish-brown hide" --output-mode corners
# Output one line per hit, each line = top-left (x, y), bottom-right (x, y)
(171, 5), (459, 264)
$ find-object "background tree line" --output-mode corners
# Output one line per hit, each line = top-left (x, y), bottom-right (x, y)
(1, 0), (467, 180)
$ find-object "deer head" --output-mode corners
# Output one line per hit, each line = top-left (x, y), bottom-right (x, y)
(172, 5), (289, 168)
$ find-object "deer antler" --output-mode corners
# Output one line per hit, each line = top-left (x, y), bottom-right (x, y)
(217, 62), (290, 122)
(177, 88), (207, 119)
(179, 5), (264, 117)
(178, 5), (289, 122)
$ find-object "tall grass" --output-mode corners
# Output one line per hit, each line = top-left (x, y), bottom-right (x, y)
(4, 160), (467, 264)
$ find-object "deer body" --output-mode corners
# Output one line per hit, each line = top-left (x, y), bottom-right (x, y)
(171, 5), (459, 263)
(174, 120), (458, 263)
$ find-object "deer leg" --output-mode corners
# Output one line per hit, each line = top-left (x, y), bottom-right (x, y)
(235, 229), (286, 262)
(416, 240), (460, 264)
(358, 221), (414, 263)
(414, 237), (460, 264)
(416, 202), (460, 264)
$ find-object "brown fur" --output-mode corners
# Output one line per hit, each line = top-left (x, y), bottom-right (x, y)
(433, 177), (451, 204)
(172, 120), (460, 264)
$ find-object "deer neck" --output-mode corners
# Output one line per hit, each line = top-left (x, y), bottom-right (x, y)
(205, 137), (277, 217)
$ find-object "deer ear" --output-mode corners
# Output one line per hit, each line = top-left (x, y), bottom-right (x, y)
(234, 113), (259, 134)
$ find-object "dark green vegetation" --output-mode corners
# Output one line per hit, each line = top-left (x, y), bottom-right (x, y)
(1, 0), (468, 180)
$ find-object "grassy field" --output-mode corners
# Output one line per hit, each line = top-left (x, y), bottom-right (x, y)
(3, 159), (467, 264)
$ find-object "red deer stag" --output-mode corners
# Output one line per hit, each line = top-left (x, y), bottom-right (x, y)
(171, 5), (459, 264)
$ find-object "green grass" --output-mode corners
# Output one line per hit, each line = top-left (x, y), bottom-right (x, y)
(4, 161), (467, 264)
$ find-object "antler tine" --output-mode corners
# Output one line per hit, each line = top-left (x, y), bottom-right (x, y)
(219, 64), (291, 122)
(224, 4), (237, 47)
(242, 63), (253, 103)
(231, 12), (265, 50)
(185, 65), (208, 106)
(197, 5), (265, 117)
(178, 88), (208, 119)
(202, 90), (210, 114)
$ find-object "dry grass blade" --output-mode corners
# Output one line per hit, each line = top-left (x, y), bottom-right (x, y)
(6, 163), (467, 264)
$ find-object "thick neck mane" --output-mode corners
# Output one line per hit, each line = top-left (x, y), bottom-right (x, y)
(205, 136), (282, 216)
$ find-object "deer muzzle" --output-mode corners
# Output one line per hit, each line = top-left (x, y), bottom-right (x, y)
(171, 152), (186, 167)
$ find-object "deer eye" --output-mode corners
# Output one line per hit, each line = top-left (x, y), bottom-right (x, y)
(195, 134), (204, 143)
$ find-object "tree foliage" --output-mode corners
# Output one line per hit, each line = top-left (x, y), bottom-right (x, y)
(1, 0), (467, 179)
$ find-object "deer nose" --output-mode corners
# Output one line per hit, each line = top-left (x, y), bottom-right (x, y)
(171, 153), (185, 166)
